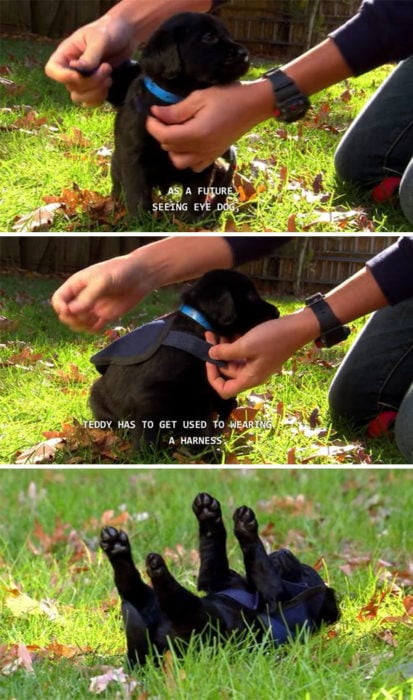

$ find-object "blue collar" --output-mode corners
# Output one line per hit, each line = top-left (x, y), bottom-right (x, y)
(179, 305), (214, 331)
(143, 76), (183, 104)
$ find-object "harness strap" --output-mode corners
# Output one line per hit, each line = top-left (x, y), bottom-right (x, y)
(218, 582), (327, 644)
(162, 331), (226, 367)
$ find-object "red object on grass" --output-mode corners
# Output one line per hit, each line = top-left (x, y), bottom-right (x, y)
(371, 177), (401, 203)
(367, 410), (398, 437)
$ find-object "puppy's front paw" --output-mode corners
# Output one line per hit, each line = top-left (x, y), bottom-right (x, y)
(100, 526), (131, 557)
(233, 505), (259, 543)
(192, 492), (224, 534)
(146, 552), (167, 580)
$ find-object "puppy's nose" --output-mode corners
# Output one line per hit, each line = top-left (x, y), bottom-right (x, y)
(224, 45), (249, 65)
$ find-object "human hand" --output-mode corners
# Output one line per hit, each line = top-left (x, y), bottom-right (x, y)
(51, 253), (150, 332)
(45, 16), (134, 105)
(146, 80), (274, 171)
(205, 309), (318, 398)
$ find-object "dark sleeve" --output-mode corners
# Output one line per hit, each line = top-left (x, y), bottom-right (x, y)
(224, 236), (291, 267)
(329, 0), (413, 76)
(366, 237), (413, 305)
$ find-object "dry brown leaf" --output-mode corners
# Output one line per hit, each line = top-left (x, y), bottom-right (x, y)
(12, 203), (63, 232)
(15, 437), (65, 464)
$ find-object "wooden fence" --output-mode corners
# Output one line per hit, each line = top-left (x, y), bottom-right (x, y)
(240, 236), (398, 293)
(220, 0), (360, 56)
(0, 236), (398, 294)
(0, 236), (147, 274)
(1, 0), (359, 57)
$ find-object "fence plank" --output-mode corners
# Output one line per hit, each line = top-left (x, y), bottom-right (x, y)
(0, 236), (399, 294)
(1, 0), (358, 56)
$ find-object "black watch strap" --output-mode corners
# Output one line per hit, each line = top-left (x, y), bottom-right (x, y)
(263, 68), (310, 123)
(305, 293), (351, 348)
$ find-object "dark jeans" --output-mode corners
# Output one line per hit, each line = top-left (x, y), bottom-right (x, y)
(328, 297), (413, 463)
(334, 57), (413, 224)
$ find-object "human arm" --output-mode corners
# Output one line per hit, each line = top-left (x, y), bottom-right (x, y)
(51, 236), (232, 332)
(148, 0), (413, 171)
(146, 38), (354, 171)
(51, 235), (288, 333)
(44, 0), (214, 106)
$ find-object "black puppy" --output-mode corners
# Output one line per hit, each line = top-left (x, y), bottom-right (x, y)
(107, 12), (249, 217)
(90, 269), (279, 450)
(100, 492), (340, 667)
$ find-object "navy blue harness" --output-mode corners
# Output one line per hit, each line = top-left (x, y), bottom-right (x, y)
(217, 580), (328, 644)
(90, 310), (225, 374)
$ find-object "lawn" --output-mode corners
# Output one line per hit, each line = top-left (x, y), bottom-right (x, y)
(0, 36), (410, 233)
(0, 468), (412, 699)
(0, 268), (403, 465)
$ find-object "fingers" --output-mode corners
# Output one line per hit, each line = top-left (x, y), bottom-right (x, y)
(45, 27), (113, 105)
(150, 97), (202, 128)
(51, 274), (110, 332)
(68, 28), (109, 75)
(205, 333), (249, 398)
(146, 96), (216, 171)
(205, 361), (243, 399)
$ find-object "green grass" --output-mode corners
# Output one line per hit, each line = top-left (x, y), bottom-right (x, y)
(0, 270), (403, 465)
(0, 468), (412, 699)
(0, 37), (409, 232)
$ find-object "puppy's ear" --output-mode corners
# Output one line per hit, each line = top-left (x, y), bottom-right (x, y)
(182, 285), (238, 331)
(319, 587), (341, 624)
(142, 33), (182, 81)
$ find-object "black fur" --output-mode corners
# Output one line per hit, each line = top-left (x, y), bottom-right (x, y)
(100, 492), (340, 667)
(107, 12), (249, 217)
(90, 269), (279, 450)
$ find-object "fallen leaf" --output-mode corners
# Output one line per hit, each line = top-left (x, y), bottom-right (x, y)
(12, 203), (63, 232)
(89, 667), (139, 695)
(5, 589), (62, 622)
(15, 437), (65, 464)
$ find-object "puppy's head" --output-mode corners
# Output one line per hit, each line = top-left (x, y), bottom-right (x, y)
(181, 269), (279, 337)
(141, 12), (249, 94)
(269, 548), (341, 626)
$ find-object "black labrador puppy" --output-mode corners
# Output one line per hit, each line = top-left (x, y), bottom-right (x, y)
(107, 12), (249, 217)
(90, 269), (279, 450)
(100, 492), (340, 667)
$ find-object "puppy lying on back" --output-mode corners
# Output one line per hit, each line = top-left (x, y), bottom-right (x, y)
(90, 270), (278, 451)
(106, 12), (250, 218)
(100, 492), (340, 667)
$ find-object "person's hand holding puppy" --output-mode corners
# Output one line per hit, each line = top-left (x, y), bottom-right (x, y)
(147, 80), (274, 172)
(45, 0), (215, 106)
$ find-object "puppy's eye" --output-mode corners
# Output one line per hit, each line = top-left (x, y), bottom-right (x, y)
(202, 32), (219, 45)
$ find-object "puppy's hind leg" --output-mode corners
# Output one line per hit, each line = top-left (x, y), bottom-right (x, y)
(122, 163), (153, 215)
(233, 506), (284, 612)
(146, 553), (209, 639)
(100, 527), (159, 665)
(192, 492), (231, 592)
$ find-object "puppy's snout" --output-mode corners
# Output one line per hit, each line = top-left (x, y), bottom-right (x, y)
(224, 44), (249, 66)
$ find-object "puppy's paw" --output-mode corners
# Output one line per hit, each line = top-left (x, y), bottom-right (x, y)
(146, 552), (167, 580)
(100, 527), (131, 557)
(233, 505), (259, 543)
(192, 492), (224, 534)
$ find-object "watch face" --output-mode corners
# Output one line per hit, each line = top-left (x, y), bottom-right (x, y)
(276, 96), (310, 123)
(264, 69), (310, 123)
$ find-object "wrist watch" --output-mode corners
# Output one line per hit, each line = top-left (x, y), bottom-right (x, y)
(263, 67), (310, 123)
(305, 293), (351, 348)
